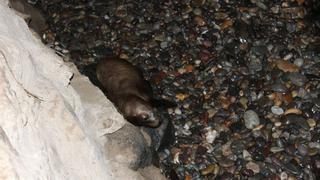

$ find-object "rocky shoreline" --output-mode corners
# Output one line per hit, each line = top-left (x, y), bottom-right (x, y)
(31, 0), (320, 179)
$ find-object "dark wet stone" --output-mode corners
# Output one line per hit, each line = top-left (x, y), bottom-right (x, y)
(305, 73), (320, 80)
(314, 98), (320, 107)
(218, 157), (235, 168)
(308, 148), (319, 156)
(257, 97), (274, 109)
(263, 163), (278, 175)
(215, 131), (231, 144)
(251, 45), (268, 56)
(284, 114), (310, 130)
(236, 158), (246, 169)
(249, 173), (265, 180)
(283, 162), (301, 175)
(248, 56), (263, 74)
(252, 150), (265, 161)
(286, 23), (296, 33)
(313, 159), (320, 178)
(300, 102), (315, 116)
(219, 172), (235, 180)
(196, 145), (208, 155)
(255, 137), (267, 148)
(93, 45), (113, 58)
(297, 144), (308, 156)
(276, 138), (286, 148)
(229, 121), (246, 133)
(215, 68), (228, 77)
(227, 83), (240, 96)
(214, 109), (231, 119)
(270, 69), (284, 80)
(169, 169), (180, 180)
(242, 168), (254, 177)
(230, 141), (246, 155)
(287, 72), (307, 86)
(271, 82), (287, 93)
(280, 7), (306, 19)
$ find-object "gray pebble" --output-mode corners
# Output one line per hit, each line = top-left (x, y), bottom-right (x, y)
(160, 41), (168, 49)
(248, 56), (262, 74)
(284, 114), (310, 130)
(271, 82), (287, 93)
(244, 110), (260, 129)
(218, 157), (235, 168)
(287, 72), (307, 86)
(174, 108), (182, 115)
(294, 58), (304, 67)
(297, 144), (308, 156)
(283, 162), (300, 175)
(270, 147), (284, 153)
(271, 106), (284, 115)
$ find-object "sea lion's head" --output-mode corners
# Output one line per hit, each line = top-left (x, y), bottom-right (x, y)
(123, 96), (161, 128)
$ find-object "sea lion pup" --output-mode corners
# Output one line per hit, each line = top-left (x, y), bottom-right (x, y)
(96, 58), (174, 128)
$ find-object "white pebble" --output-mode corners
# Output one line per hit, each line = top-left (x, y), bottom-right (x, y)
(205, 129), (218, 144)
(183, 123), (190, 130)
(167, 108), (174, 114)
(246, 161), (260, 174)
(274, 121), (282, 127)
(182, 103), (190, 109)
(280, 172), (288, 180)
(272, 130), (282, 139)
(178, 67), (186, 74)
(243, 150), (252, 161)
(174, 108), (182, 115)
(173, 152), (180, 164)
(244, 110), (260, 129)
(283, 53), (293, 60)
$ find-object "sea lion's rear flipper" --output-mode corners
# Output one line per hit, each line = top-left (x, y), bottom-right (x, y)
(150, 98), (176, 109)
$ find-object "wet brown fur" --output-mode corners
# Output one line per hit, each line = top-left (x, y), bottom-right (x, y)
(96, 58), (160, 127)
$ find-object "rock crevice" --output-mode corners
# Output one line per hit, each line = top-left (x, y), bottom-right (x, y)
(0, 1), (164, 179)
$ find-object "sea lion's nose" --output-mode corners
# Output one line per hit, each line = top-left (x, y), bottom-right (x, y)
(146, 113), (161, 128)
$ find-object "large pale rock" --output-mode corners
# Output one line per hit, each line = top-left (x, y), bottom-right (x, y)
(0, 0), (165, 179)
